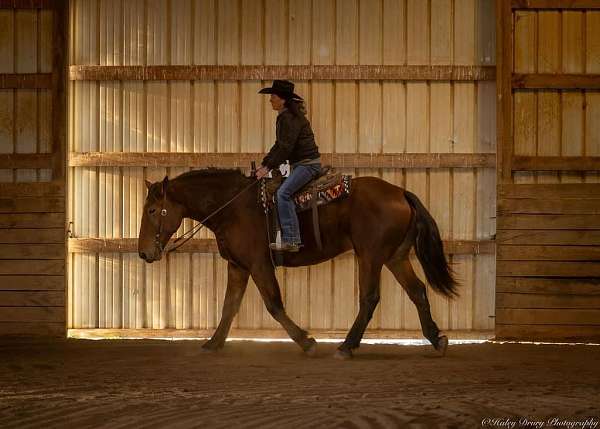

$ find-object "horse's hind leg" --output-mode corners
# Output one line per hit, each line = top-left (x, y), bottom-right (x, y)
(251, 265), (317, 356)
(335, 257), (383, 360)
(385, 257), (448, 356)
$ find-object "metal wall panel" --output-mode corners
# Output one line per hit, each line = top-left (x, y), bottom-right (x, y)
(68, 0), (497, 336)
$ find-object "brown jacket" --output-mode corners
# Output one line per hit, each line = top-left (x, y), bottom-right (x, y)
(261, 109), (320, 170)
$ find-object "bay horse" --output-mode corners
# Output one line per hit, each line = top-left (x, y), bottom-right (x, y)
(138, 169), (458, 359)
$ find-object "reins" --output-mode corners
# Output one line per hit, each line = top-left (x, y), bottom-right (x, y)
(156, 178), (260, 255)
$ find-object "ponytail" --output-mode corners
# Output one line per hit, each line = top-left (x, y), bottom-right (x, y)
(284, 98), (307, 117)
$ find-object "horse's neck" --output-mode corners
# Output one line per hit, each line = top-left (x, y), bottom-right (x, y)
(172, 173), (250, 226)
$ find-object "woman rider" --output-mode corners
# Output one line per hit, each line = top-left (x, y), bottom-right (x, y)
(255, 80), (321, 253)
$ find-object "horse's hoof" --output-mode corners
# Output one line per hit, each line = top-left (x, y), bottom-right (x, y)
(200, 341), (222, 353)
(303, 338), (318, 357)
(333, 349), (352, 360)
(435, 335), (448, 357)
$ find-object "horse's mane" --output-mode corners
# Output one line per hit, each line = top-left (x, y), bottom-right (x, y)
(174, 168), (246, 181)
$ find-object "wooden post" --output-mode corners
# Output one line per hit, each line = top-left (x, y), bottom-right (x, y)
(496, 0), (513, 184)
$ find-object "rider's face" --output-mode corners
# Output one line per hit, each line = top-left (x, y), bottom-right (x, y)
(269, 94), (285, 112)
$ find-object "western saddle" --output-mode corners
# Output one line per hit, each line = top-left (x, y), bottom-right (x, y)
(259, 166), (352, 256)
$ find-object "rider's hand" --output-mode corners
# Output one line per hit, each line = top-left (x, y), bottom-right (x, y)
(256, 166), (270, 179)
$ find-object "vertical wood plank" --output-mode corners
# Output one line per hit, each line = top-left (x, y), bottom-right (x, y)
(452, 0), (476, 331)
(217, 0), (239, 66)
(193, 0), (216, 65)
(289, 0), (311, 65)
(265, 0), (287, 65)
(404, 0), (428, 331)
(358, 0), (384, 329)
(0, 11), (14, 182)
(382, 0), (405, 65)
(312, 0), (335, 65)
(474, 0), (495, 331)
(145, 1), (169, 326)
(241, 0), (263, 66)
(561, 11), (584, 184)
(452, 83), (475, 331)
(585, 12), (600, 184)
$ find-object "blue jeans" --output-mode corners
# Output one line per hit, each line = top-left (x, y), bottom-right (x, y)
(276, 163), (321, 244)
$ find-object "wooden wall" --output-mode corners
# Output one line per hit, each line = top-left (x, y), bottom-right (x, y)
(496, 1), (600, 342)
(67, 0), (497, 339)
(0, 1), (67, 337)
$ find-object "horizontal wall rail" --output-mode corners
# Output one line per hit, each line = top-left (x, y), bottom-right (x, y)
(0, 0), (52, 8)
(512, 0), (600, 9)
(69, 152), (496, 169)
(0, 154), (55, 169)
(69, 65), (496, 82)
(512, 156), (600, 172)
(513, 73), (600, 89)
(0, 73), (53, 89)
(68, 238), (495, 256)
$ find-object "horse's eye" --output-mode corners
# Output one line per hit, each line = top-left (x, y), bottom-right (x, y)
(148, 208), (156, 215)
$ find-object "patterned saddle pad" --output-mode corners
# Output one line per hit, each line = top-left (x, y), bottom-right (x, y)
(260, 168), (352, 213)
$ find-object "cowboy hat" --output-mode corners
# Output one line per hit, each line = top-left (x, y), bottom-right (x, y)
(258, 80), (304, 101)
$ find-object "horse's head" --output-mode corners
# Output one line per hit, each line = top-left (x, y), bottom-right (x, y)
(138, 176), (186, 263)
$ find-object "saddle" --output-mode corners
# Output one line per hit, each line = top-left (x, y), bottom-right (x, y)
(259, 166), (352, 253)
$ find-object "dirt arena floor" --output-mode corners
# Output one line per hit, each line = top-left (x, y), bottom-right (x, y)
(0, 338), (599, 429)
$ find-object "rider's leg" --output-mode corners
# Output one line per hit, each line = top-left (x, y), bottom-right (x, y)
(275, 163), (320, 245)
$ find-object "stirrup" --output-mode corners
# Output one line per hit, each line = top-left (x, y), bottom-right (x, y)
(269, 242), (301, 252)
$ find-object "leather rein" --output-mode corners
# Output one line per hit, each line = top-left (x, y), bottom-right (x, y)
(154, 178), (260, 255)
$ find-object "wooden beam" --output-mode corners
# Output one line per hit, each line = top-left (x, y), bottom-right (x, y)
(0, 322), (65, 336)
(0, 213), (65, 228)
(0, 181), (64, 197)
(51, 0), (67, 180)
(496, 308), (600, 325)
(0, 153), (55, 169)
(498, 214), (600, 230)
(497, 230), (600, 246)
(0, 275), (64, 290)
(497, 292), (600, 309)
(496, 277), (600, 295)
(68, 328), (494, 340)
(498, 198), (600, 215)
(499, 183), (600, 199)
(495, 324), (600, 342)
(0, 73), (52, 89)
(512, 156), (600, 171)
(497, 260), (600, 277)
(68, 152), (496, 169)
(68, 65), (496, 81)
(0, 0), (52, 9)
(513, 73), (600, 89)
(0, 228), (65, 244)
(0, 244), (65, 259)
(512, 0), (600, 10)
(0, 291), (65, 306)
(0, 307), (64, 322)
(497, 245), (600, 261)
(68, 238), (494, 255)
(497, 0), (514, 183)
(0, 260), (65, 275)
(0, 197), (65, 213)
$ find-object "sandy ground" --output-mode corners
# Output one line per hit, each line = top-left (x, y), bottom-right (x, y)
(0, 338), (599, 429)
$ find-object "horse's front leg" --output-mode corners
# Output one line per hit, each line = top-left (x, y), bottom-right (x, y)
(251, 264), (317, 356)
(202, 261), (249, 352)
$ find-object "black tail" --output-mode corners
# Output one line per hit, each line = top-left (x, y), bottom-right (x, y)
(403, 191), (459, 298)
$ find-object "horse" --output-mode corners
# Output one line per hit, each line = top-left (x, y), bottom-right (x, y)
(138, 168), (458, 359)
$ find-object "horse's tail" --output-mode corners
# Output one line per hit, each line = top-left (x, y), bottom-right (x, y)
(403, 190), (459, 298)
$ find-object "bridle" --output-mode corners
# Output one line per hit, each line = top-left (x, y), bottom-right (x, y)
(153, 178), (260, 255)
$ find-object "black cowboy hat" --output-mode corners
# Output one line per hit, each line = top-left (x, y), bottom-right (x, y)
(258, 80), (304, 101)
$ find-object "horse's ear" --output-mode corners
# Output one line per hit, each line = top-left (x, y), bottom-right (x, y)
(144, 180), (152, 190)
(161, 176), (169, 194)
